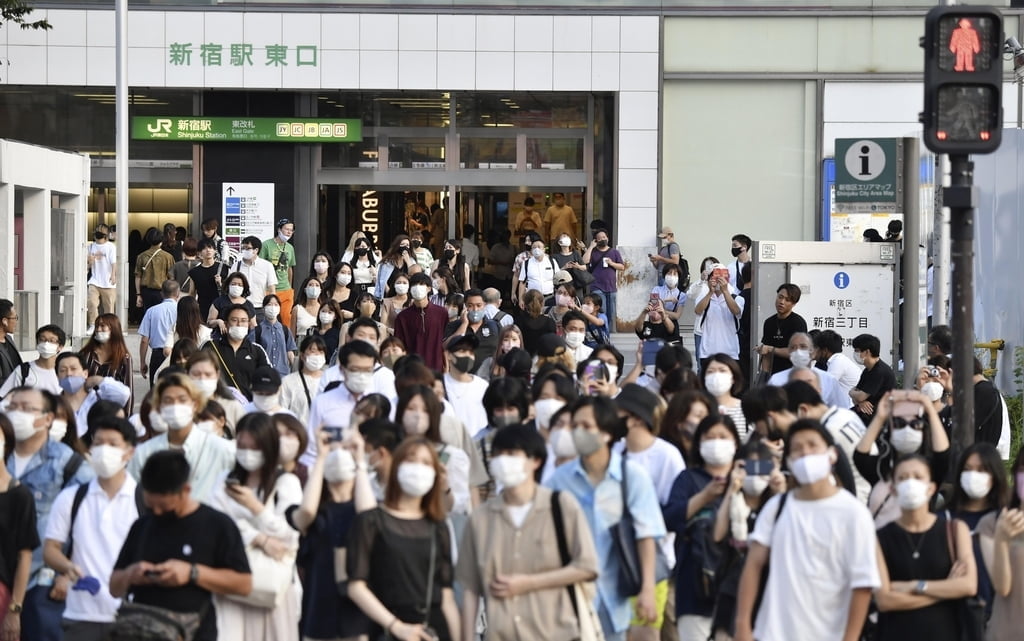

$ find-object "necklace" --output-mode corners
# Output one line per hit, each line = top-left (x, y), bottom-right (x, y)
(902, 524), (930, 559)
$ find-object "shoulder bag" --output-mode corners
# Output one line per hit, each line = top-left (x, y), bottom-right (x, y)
(608, 454), (671, 597)
(226, 485), (296, 609)
(552, 491), (605, 641)
(944, 513), (986, 641)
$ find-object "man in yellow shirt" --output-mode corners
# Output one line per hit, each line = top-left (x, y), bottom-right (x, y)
(543, 193), (579, 246)
(514, 197), (544, 240)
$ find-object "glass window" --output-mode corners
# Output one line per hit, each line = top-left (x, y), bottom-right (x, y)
(456, 92), (587, 128)
(527, 138), (584, 170)
(460, 137), (517, 169)
(387, 137), (446, 169)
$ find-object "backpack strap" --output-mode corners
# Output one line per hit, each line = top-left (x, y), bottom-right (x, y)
(62, 453), (85, 488)
(19, 361), (30, 384)
(64, 482), (91, 560)
(550, 490), (581, 620)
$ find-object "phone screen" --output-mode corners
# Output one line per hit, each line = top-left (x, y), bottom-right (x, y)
(324, 426), (345, 443)
(744, 459), (774, 476)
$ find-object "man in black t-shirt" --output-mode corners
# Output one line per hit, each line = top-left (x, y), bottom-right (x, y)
(850, 333), (896, 425)
(757, 283), (808, 375)
(188, 238), (230, 319)
(0, 299), (22, 382)
(110, 451), (251, 641)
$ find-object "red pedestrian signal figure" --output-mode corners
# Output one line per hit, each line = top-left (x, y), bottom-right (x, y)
(950, 18), (981, 72)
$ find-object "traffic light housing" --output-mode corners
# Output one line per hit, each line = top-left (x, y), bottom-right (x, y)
(922, 6), (1004, 155)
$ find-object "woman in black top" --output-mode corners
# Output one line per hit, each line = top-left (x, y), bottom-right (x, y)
(516, 289), (557, 357)
(874, 455), (976, 641)
(0, 414), (39, 635)
(854, 390), (950, 528)
(347, 437), (460, 641)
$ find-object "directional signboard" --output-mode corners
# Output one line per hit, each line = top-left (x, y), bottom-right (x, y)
(222, 183), (274, 258)
(834, 138), (904, 214)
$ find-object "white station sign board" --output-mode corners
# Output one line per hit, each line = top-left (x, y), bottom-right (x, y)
(222, 183), (275, 261)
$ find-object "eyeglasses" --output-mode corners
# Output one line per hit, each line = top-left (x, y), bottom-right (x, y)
(4, 315), (18, 321)
(6, 405), (44, 413)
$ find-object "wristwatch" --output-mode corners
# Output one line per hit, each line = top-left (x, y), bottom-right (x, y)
(189, 563), (200, 585)
(7, 602), (22, 614)
(913, 580), (928, 595)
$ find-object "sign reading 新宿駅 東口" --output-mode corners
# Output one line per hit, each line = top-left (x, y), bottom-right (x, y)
(132, 117), (363, 143)
(833, 138), (904, 213)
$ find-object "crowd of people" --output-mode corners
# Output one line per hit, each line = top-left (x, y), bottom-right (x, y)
(0, 213), (1021, 641)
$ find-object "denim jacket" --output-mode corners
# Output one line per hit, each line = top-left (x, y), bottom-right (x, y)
(7, 440), (95, 587)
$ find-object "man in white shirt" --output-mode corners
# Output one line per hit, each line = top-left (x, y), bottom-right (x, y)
(43, 417), (140, 641)
(561, 310), (593, 365)
(303, 340), (379, 466)
(231, 236), (277, 321)
(813, 329), (862, 398)
(517, 240), (557, 301)
(0, 324), (64, 397)
(734, 421), (879, 641)
(240, 366), (295, 416)
(482, 288), (514, 328)
(86, 224), (117, 332)
(767, 333), (851, 408)
(695, 263), (744, 366)
(443, 335), (489, 437)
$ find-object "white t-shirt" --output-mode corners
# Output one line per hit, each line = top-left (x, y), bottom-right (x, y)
(750, 490), (880, 641)
(827, 353), (863, 398)
(697, 289), (744, 359)
(87, 241), (117, 288)
(232, 257), (277, 309)
(613, 437), (686, 567)
(0, 361), (61, 397)
(443, 373), (489, 437)
(820, 406), (872, 503)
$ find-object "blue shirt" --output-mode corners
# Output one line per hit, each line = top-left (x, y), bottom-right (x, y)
(254, 319), (297, 376)
(7, 440), (95, 587)
(545, 449), (666, 634)
(138, 297), (178, 349)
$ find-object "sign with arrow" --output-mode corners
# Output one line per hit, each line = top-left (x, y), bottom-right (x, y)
(223, 183), (275, 257)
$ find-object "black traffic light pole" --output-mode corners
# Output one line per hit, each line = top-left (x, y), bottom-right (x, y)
(946, 155), (976, 451)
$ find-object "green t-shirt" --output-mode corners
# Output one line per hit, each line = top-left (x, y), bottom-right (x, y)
(258, 238), (296, 290)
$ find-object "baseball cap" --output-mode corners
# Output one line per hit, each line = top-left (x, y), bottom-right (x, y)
(658, 226), (674, 238)
(251, 366), (282, 394)
(446, 334), (479, 353)
(616, 384), (658, 429)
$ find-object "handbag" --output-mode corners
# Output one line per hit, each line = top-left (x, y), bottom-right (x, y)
(944, 513), (986, 641)
(570, 266), (595, 287)
(608, 455), (671, 597)
(551, 491), (606, 641)
(108, 602), (207, 641)
(226, 488), (295, 609)
(377, 522), (439, 641)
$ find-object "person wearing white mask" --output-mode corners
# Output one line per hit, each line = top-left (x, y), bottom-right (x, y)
(0, 324), (64, 398)
(702, 355), (748, 441)
(209, 413), (302, 641)
(254, 294), (298, 377)
(185, 350), (247, 432)
(56, 352), (92, 431)
(734, 420), (880, 641)
(695, 264), (744, 371)
(204, 304), (272, 401)
(289, 427), (377, 641)
(381, 273), (412, 331)
(231, 236), (276, 322)
(664, 414), (740, 641)
(4, 387), (94, 641)
(517, 240), (558, 303)
(458, 425), (599, 641)
(649, 263), (687, 342)
(291, 276), (324, 339)
(393, 272), (449, 372)
(208, 272), (258, 337)
(547, 396), (666, 641)
(397, 386), (471, 516)
(43, 416), (140, 641)
(767, 333), (851, 409)
(280, 336), (327, 425)
(0, 413), (37, 641)
(873, 455), (976, 641)
(127, 373), (236, 504)
(541, 405), (577, 484)
(686, 256), (719, 370)
(240, 367), (295, 417)
(303, 341), (379, 467)
(347, 437), (462, 641)
(307, 251), (333, 286)
(258, 218), (297, 330)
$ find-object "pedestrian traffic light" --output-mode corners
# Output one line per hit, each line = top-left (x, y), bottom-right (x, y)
(922, 6), (1004, 155)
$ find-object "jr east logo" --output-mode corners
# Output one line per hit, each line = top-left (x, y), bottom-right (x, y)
(146, 119), (173, 138)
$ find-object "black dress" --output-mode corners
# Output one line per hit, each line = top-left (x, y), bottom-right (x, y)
(876, 518), (961, 641)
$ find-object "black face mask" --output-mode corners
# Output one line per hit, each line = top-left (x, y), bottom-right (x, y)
(452, 355), (475, 373)
(355, 247), (368, 257)
(412, 239), (422, 248)
(400, 245), (410, 252)
(731, 246), (744, 257)
(596, 240), (608, 248)
(444, 249), (456, 260)
(94, 232), (106, 240)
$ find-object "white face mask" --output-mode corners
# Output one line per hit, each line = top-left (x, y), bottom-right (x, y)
(278, 435), (300, 464)
(960, 470), (992, 499)
(8, 411), (40, 442)
(549, 427), (578, 458)
(700, 438), (736, 466)
(890, 427), (924, 454)
(93, 331), (111, 344)
(195, 420), (215, 433)
(788, 450), (835, 485)
(854, 352), (865, 365)
(314, 261), (329, 274)
(228, 285), (244, 298)
(319, 312), (335, 325)
(402, 411), (430, 436)
(531, 247), (544, 258)
(240, 249), (254, 261)
(90, 444), (127, 479)
(192, 377), (218, 397)
(789, 348), (812, 369)
(490, 454), (530, 489)
(397, 462), (436, 498)
(603, 362), (619, 382)
(305, 354), (326, 371)
(394, 283), (410, 296)
(564, 331), (585, 349)
(264, 306), (280, 321)
(252, 393), (279, 412)
(742, 475), (769, 496)
(664, 275), (679, 289)
(236, 448), (265, 472)
(572, 427), (605, 457)
(409, 285), (429, 301)
(337, 273), (352, 286)
(704, 371), (733, 397)
(558, 236), (571, 247)
(160, 404), (194, 431)
(344, 371), (373, 396)
(533, 398), (565, 431)
(37, 342), (60, 358)
(896, 478), (931, 510)
(49, 419), (68, 442)
(324, 448), (357, 483)
(148, 409), (169, 433)
(921, 381), (945, 402)
(228, 326), (249, 341)
(305, 286), (322, 299)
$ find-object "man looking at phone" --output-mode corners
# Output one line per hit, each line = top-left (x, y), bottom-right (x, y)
(849, 333), (896, 425)
(111, 451), (252, 641)
(302, 341), (379, 465)
(694, 263), (744, 371)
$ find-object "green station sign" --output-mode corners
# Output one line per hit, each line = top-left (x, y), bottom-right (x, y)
(132, 117), (363, 143)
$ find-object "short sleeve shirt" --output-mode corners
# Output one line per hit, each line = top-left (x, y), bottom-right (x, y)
(258, 239), (297, 290)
